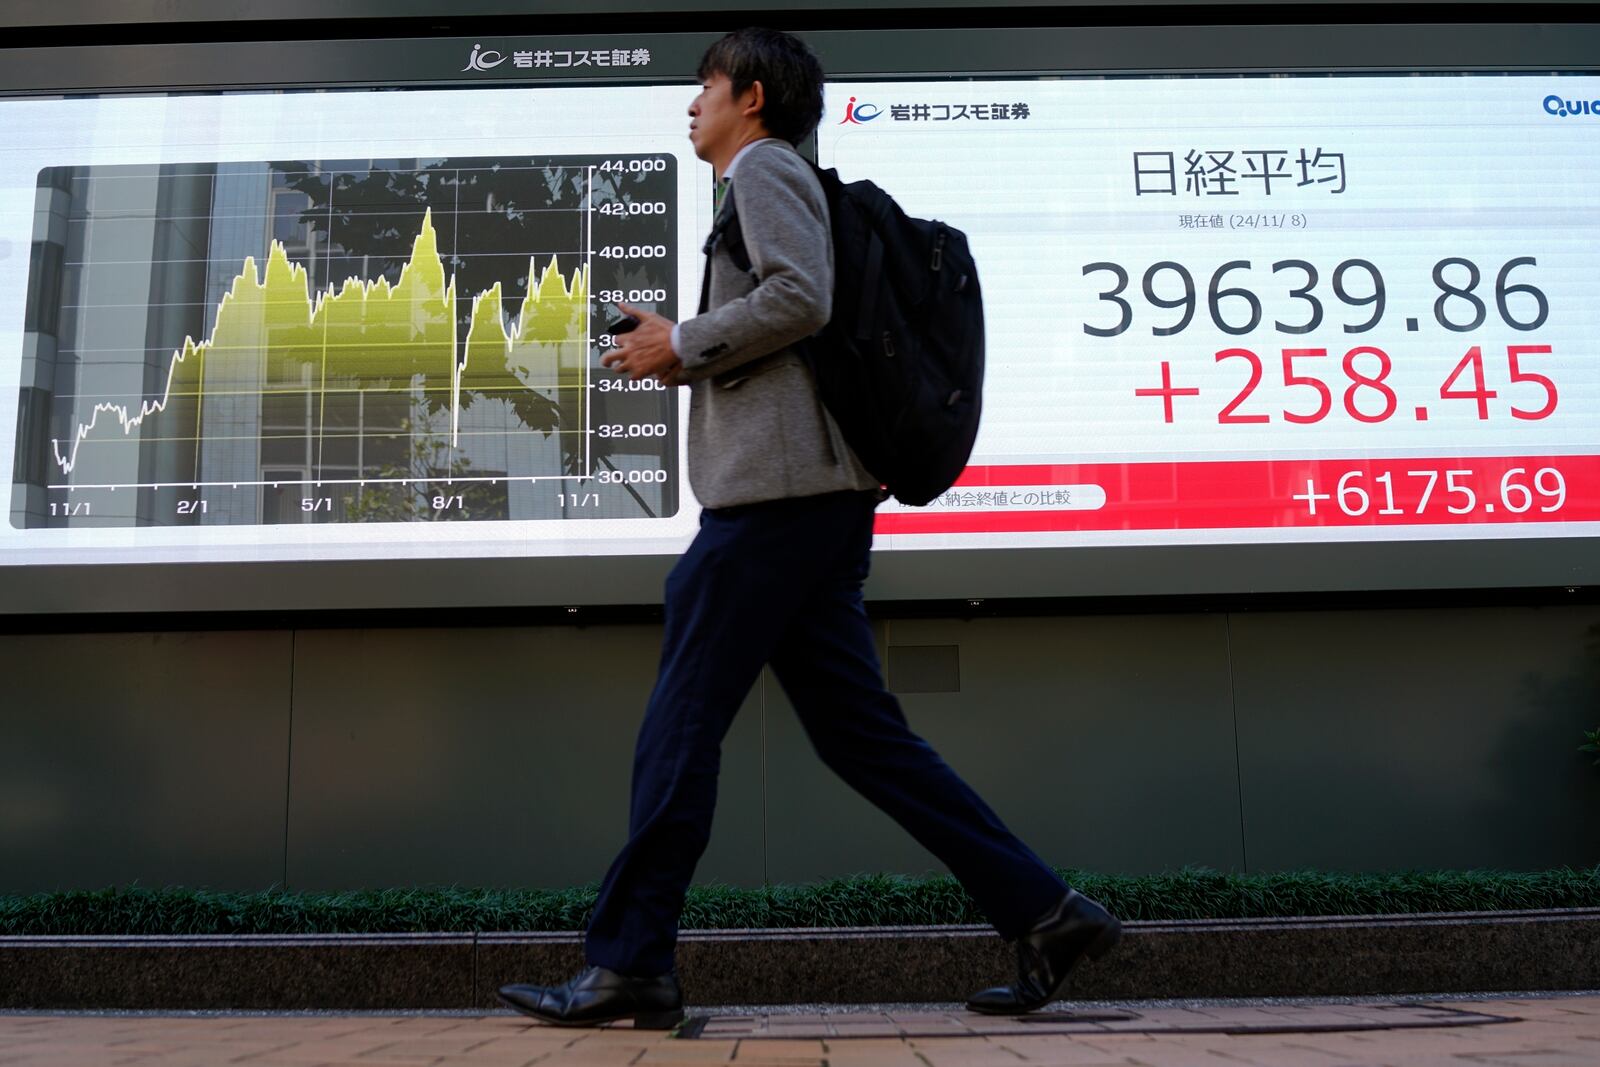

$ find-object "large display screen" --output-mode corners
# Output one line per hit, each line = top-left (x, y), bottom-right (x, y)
(821, 76), (1599, 550)
(5, 87), (706, 562)
(1, 64), (1597, 606)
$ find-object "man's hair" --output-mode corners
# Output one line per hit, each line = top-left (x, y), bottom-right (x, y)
(696, 27), (825, 146)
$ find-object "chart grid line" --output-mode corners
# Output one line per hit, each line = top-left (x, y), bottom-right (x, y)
(18, 154), (678, 527)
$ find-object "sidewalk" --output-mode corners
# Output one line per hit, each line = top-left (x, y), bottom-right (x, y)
(1, 992), (1597, 1066)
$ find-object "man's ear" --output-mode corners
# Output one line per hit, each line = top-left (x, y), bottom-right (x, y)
(742, 80), (766, 120)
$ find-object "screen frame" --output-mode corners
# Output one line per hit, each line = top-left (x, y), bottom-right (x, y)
(3, 20), (1598, 615)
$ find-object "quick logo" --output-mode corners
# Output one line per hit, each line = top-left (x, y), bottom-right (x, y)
(1544, 94), (1600, 118)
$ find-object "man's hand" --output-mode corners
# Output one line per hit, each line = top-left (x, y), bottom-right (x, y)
(601, 302), (685, 384)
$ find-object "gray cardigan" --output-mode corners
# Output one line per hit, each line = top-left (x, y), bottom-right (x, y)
(675, 139), (880, 509)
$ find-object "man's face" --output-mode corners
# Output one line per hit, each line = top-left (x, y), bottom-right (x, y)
(688, 71), (757, 165)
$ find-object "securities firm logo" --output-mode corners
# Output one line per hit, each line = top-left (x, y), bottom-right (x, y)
(463, 44), (507, 70)
(1545, 93), (1600, 117)
(838, 98), (1033, 125)
(461, 42), (653, 72)
(838, 97), (883, 124)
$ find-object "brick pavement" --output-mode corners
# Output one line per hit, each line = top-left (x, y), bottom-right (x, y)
(0, 993), (1596, 1066)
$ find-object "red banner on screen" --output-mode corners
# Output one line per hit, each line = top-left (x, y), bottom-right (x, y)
(874, 455), (1600, 534)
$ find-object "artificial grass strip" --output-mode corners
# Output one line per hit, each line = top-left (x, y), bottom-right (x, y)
(2, 867), (1597, 936)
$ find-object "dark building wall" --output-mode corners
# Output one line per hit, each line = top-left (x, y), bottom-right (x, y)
(3, 606), (1596, 894)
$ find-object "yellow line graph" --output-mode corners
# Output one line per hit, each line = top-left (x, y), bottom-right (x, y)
(51, 205), (588, 477)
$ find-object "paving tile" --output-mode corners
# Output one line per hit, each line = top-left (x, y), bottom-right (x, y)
(461, 1035), (573, 1050)
(367, 1037), (508, 1055)
(914, 1044), (1031, 1059)
(236, 1041), (414, 1061)
(1266, 1039), (1394, 1063)
(1, 995), (1599, 1066)
(731, 1038), (825, 1056)
(994, 1044), (1121, 1064)
(1107, 1048), (1253, 1066)
(636, 1043), (738, 1061)
(814, 1052), (932, 1067)
(538, 1046), (654, 1062)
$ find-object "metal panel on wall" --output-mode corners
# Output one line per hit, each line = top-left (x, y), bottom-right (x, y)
(283, 624), (766, 890)
(762, 615), (1246, 882)
(0, 630), (292, 893)
(1231, 605), (1600, 871)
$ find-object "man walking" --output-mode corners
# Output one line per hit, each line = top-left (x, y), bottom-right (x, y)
(498, 27), (1120, 1029)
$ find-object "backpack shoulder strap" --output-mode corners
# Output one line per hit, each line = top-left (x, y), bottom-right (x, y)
(699, 184), (752, 308)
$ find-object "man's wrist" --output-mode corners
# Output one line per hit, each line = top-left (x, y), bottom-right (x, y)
(669, 322), (681, 357)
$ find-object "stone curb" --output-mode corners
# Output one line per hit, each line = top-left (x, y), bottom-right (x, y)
(2, 908), (1597, 1010)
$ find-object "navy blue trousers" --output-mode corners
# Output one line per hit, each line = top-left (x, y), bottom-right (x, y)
(583, 488), (1069, 978)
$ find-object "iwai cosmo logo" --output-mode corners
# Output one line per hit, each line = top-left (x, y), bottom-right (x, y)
(464, 44), (509, 71)
(459, 41), (653, 72)
(837, 96), (1033, 125)
(837, 97), (883, 124)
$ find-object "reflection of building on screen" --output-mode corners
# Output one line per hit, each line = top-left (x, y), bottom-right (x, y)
(14, 156), (678, 530)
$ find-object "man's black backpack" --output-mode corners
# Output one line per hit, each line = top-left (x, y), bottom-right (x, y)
(705, 163), (984, 507)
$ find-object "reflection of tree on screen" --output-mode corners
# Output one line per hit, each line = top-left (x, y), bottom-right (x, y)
(268, 158), (661, 477)
(341, 414), (506, 523)
(14, 154), (678, 529)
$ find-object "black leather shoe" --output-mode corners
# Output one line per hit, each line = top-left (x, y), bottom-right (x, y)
(965, 889), (1122, 1015)
(498, 964), (685, 1028)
